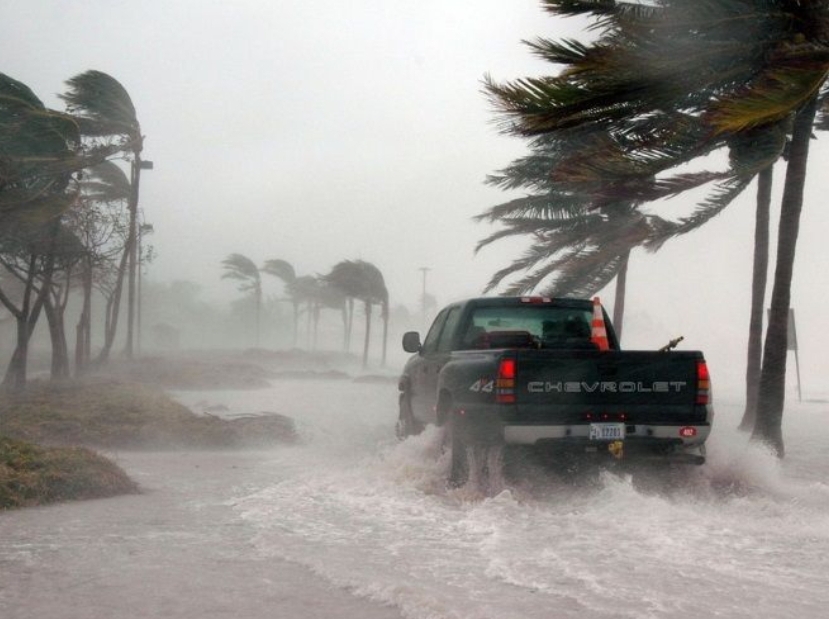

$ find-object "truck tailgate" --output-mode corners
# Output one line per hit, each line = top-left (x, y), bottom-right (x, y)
(508, 350), (707, 425)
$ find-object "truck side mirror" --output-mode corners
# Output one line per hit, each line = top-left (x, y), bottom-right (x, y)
(402, 331), (422, 353)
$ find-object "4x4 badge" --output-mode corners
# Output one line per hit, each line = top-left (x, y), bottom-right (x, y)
(469, 379), (494, 393)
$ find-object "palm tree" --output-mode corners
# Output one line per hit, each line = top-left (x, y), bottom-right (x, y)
(751, 95), (820, 456)
(261, 258), (299, 344)
(325, 260), (388, 368)
(0, 74), (86, 390)
(41, 226), (86, 379)
(324, 260), (364, 352)
(0, 73), (104, 226)
(484, 0), (829, 455)
(312, 278), (348, 350)
(359, 261), (390, 367)
(0, 217), (62, 390)
(740, 162), (773, 431)
(478, 150), (689, 342)
(75, 161), (132, 366)
(261, 261), (348, 349)
(221, 253), (262, 346)
(292, 275), (348, 350)
(61, 70), (146, 359)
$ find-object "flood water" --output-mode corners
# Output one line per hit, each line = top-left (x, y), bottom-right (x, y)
(2, 376), (829, 619)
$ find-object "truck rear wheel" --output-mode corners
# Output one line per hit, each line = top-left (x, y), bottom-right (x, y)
(447, 415), (505, 491)
(448, 416), (470, 486)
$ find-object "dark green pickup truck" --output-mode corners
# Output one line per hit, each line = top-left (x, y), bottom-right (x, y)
(397, 296), (713, 485)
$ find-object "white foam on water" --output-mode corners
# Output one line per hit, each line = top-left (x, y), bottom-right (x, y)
(184, 381), (829, 619)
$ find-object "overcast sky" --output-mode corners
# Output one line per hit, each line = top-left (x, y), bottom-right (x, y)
(2, 1), (561, 305)
(4, 1), (829, 394)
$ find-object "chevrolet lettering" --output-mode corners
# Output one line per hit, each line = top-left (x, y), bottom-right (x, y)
(397, 296), (714, 486)
(526, 381), (687, 394)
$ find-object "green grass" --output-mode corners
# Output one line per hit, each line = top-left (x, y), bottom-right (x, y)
(0, 435), (138, 509)
(0, 378), (294, 509)
(0, 379), (251, 449)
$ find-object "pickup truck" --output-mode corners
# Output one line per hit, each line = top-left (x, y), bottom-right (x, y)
(397, 296), (713, 485)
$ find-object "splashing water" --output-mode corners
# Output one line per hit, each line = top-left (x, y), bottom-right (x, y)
(177, 380), (829, 619)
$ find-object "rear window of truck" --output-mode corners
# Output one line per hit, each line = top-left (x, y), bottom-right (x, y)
(460, 306), (595, 350)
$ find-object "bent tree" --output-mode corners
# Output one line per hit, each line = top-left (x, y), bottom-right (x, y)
(221, 253), (262, 346)
(483, 0), (829, 455)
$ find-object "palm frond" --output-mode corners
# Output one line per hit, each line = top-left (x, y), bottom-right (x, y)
(221, 253), (261, 291)
(61, 70), (140, 138)
(261, 258), (296, 284)
(706, 53), (829, 134)
(649, 173), (754, 248)
(81, 161), (131, 203)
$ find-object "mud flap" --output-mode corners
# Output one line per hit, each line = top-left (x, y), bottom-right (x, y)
(447, 414), (506, 493)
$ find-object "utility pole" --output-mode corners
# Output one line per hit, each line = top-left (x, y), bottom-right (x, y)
(137, 222), (154, 356)
(125, 155), (153, 358)
(419, 267), (430, 329)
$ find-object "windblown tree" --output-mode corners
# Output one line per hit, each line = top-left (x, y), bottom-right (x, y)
(0, 74), (89, 390)
(261, 258), (300, 344)
(291, 275), (347, 350)
(74, 161), (132, 366)
(358, 261), (389, 367)
(324, 260), (363, 352)
(221, 253), (262, 346)
(0, 219), (57, 389)
(40, 226), (86, 379)
(311, 278), (348, 350)
(483, 0), (829, 455)
(0, 217), (87, 387)
(477, 158), (680, 342)
(0, 73), (101, 227)
(61, 70), (147, 359)
(325, 260), (389, 368)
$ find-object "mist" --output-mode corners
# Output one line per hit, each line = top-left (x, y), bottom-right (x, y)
(3, 2), (829, 618)
(3, 373), (829, 618)
(4, 1), (829, 393)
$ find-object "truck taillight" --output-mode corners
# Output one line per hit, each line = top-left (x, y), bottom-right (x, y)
(696, 360), (711, 405)
(496, 358), (516, 404)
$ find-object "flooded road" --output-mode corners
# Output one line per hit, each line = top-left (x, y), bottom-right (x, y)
(0, 447), (403, 619)
(2, 376), (829, 619)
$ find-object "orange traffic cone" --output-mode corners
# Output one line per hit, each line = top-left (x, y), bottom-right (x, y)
(591, 297), (610, 351)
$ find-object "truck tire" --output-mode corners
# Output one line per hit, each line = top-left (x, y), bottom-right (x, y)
(395, 394), (422, 440)
(448, 417), (506, 491)
(448, 415), (470, 486)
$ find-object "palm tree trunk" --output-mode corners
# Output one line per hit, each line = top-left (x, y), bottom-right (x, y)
(362, 301), (372, 369)
(98, 241), (130, 364)
(345, 298), (354, 351)
(612, 249), (630, 343)
(341, 304), (348, 350)
(3, 251), (54, 391)
(75, 256), (93, 373)
(292, 300), (300, 346)
(44, 297), (70, 380)
(381, 301), (389, 367)
(739, 165), (772, 431)
(752, 96), (818, 457)
(4, 318), (30, 392)
(312, 302), (321, 350)
(254, 286), (262, 347)
(125, 159), (140, 358)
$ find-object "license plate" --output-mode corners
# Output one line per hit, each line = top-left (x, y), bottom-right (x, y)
(589, 423), (625, 441)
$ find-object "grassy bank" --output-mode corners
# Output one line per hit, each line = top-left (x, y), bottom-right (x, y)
(0, 377), (295, 509)
(0, 435), (138, 509)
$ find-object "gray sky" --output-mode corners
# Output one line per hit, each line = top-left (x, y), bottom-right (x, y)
(4, 1), (829, 393)
(2, 0), (559, 305)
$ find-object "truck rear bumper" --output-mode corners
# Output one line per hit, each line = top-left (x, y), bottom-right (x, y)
(504, 423), (711, 448)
